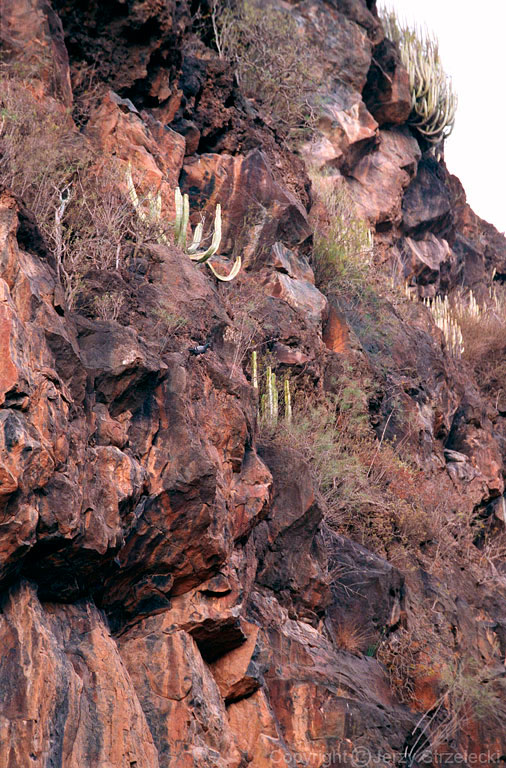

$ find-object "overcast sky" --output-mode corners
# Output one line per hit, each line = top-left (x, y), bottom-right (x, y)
(383, 0), (506, 234)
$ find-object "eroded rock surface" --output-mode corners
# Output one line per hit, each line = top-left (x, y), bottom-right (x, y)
(0, 0), (506, 766)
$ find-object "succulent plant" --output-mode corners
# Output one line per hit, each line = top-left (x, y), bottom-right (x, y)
(381, 10), (457, 148)
(252, 353), (292, 426)
(126, 165), (241, 281)
(423, 295), (464, 358)
(174, 187), (242, 281)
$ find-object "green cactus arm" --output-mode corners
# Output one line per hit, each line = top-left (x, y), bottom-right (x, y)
(206, 255), (242, 282)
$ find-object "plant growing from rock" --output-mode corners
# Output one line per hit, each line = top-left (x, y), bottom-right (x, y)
(310, 173), (374, 301)
(208, 0), (321, 143)
(174, 188), (241, 281)
(381, 9), (457, 150)
(252, 353), (292, 428)
(423, 294), (464, 358)
(0, 71), (90, 236)
(453, 282), (506, 404)
(93, 291), (125, 321)
(154, 306), (188, 354)
(402, 656), (506, 763)
(127, 167), (241, 281)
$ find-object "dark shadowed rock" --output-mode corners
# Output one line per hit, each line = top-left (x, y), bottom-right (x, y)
(181, 149), (312, 261)
(402, 157), (453, 237)
(363, 38), (412, 126)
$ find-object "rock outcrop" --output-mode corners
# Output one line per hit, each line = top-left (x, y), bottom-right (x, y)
(0, 0), (505, 766)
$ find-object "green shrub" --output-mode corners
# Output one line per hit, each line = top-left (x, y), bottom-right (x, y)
(310, 173), (374, 301)
(380, 8), (457, 149)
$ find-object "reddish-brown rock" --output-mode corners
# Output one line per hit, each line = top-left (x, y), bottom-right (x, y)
(0, 0), (506, 765)
(402, 234), (453, 290)
(0, 582), (159, 768)
(303, 86), (378, 172)
(181, 150), (312, 262)
(119, 621), (242, 768)
(363, 38), (412, 126)
(0, 0), (73, 106)
(346, 127), (421, 226)
(86, 91), (186, 220)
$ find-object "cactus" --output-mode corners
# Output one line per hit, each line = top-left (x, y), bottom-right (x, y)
(284, 378), (292, 424)
(126, 164), (167, 241)
(127, 166), (241, 281)
(173, 188), (241, 280)
(259, 365), (278, 426)
(253, 355), (292, 427)
(381, 11), (457, 148)
(251, 350), (258, 391)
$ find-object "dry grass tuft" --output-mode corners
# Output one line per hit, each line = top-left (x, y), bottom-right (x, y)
(334, 618), (371, 655)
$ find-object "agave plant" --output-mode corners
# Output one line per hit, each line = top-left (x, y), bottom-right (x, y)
(126, 165), (241, 281)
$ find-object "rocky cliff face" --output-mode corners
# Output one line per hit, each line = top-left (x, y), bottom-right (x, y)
(0, 1), (505, 766)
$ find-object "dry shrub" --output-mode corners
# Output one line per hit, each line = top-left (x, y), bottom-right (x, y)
(0, 70), (168, 312)
(268, 365), (436, 560)
(93, 291), (125, 321)
(403, 657), (506, 763)
(378, 631), (506, 761)
(222, 280), (268, 377)
(0, 71), (90, 231)
(211, 0), (321, 143)
(333, 618), (371, 655)
(70, 62), (108, 129)
(376, 625), (423, 704)
(457, 284), (506, 403)
(47, 161), (168, 310)
(153, 306), (188, 354)
(268, 359), (487, 574)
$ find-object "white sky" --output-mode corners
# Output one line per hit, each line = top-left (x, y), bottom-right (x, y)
(383, 0), (506, 234)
